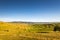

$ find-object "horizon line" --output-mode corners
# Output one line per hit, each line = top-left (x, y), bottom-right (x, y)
(0, 21), (60, 22)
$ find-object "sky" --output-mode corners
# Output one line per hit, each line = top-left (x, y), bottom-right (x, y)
(0, 0), (60, 22)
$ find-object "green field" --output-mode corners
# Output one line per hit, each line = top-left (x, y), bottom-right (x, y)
(0, 22), (60, 40)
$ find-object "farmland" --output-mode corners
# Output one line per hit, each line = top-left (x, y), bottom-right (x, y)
(0, 22), (60, 40)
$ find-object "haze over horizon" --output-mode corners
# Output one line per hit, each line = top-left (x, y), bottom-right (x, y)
(0, 0), (60, 22)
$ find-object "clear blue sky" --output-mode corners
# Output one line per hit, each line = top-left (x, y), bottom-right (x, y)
(0, 0), (60, 22)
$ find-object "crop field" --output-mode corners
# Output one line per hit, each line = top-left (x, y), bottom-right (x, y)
(0, 22), (60, 40)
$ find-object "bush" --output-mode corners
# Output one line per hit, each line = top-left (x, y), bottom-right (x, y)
(54, 26), (60, 31)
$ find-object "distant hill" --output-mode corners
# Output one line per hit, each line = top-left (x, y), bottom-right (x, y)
(0, 21), (60, 24)
(5, 21), (60, 24)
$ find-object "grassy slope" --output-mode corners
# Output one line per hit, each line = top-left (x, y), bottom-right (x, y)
(0, 22), (60, 40)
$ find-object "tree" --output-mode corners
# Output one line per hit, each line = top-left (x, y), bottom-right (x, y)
(54, 26), (60, 32)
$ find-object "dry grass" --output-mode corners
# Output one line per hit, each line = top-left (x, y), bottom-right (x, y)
(0, 22), (60, 40)
(18, 32), (60, 40)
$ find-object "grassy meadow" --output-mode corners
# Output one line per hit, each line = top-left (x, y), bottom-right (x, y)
(0, 22), (60, 40)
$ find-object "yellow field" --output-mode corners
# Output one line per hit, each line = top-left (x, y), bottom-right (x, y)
(0, 22), (60, 40)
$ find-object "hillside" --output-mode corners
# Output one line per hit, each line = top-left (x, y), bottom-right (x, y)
(0, 21), (60, 40)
